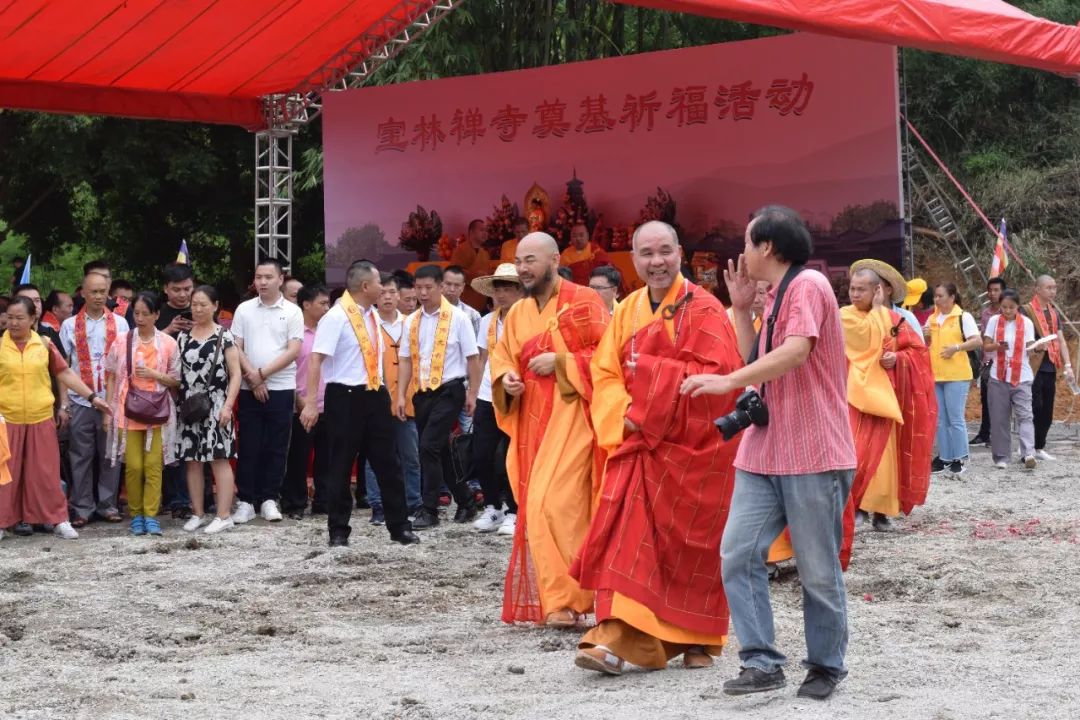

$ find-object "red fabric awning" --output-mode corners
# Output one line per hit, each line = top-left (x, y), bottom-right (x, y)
(1, 1), (1077, 129)
(0, 0), (442, 130)
(612, 0), (1080, 77)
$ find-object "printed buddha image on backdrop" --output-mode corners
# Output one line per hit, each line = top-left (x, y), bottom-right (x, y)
(322, 32), (903, 291)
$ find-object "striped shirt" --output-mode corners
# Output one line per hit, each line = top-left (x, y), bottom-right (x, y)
(734, 270), (856, 475)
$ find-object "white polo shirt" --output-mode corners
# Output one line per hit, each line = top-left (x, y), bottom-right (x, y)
(231, 294), (304, 391)
(312, 302), (384, 387)
(400, 303), (478, 388)
(476, 311), (504, 403)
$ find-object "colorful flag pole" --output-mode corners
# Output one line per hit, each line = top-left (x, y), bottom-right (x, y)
(989, 218), (1009, 279)
(176, 240), (190, 264)
(19, 254), (31, 284)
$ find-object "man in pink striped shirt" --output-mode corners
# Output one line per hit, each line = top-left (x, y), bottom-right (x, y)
(682, 206), (855, 701)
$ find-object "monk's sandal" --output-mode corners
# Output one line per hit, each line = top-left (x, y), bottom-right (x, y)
(575, 646), (625, 676)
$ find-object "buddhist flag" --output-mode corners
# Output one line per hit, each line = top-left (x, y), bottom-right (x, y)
(990, 218), (1009, 278)
(19, 254), (31, 284)
(176, 240), (190, 264)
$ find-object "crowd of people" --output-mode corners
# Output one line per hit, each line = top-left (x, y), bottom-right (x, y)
(0, 208), (1074, 703)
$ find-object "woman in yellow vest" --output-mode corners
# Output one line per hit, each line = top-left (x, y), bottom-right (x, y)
(0, 297), (111, 541)
(923, 282), (982, 476)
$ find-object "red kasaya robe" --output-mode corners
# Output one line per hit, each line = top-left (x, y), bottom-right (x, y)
(571, 280), (742, 638)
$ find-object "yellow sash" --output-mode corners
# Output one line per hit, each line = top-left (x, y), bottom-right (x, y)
(410, 296), (454, 391)
(339, 292), (382, 390)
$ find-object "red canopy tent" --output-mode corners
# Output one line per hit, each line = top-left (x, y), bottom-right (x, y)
(0, 0), (457, 130)
(610, 0), (1080, 78)
(0, 0), (1078, 130)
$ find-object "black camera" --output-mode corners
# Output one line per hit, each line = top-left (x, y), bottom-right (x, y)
(714, 389), (769, 441)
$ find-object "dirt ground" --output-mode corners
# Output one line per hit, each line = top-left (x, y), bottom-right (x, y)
(1, 424), (1078, 720)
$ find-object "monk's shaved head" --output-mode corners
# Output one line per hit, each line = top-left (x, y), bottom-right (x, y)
(632, 221), (678, 250)
(516, 232), (561, 298)
(1035, 274), (1057, 302)
(852, 268), (882, 285)
(517, 232), (559, 259)
(1036, 274), (1055, 288)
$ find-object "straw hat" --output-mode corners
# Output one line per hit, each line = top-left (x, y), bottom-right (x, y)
(849, 259), (907, 304)
(904, 278), (928, 308)
(471, 263), (522, 297)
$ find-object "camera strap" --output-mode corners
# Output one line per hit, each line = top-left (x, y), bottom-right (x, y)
(747, 264), (805, 399)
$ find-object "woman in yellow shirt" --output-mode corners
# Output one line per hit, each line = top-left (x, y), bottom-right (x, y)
(0, 297), (111, 541)
(923, 283), (982, 475)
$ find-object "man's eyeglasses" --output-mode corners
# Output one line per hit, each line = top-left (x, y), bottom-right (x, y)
(589, 284), (615, 291)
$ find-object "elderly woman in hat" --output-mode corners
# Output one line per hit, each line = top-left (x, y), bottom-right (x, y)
(468, 263), (523, 535)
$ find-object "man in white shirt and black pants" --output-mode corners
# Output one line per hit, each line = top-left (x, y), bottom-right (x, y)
(398, 265), (482, 529)
(230, 259), (303, 524)
(301, 261), (418, 547)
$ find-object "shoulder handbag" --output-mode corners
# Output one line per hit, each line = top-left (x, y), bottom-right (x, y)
(179, 329), (224, 424)
(124, 332), (171, 425)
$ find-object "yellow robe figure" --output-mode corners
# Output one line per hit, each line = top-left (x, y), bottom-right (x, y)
(491, 278), (610, 623)
(841, 305), (904, 517)
(580, 276), (731, 666)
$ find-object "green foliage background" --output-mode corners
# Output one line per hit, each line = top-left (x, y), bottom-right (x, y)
(2, 0), (1078, 300)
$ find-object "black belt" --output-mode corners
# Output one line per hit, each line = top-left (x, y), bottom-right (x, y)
(327, 382), (385, 392)
(416, 377), (465, 394)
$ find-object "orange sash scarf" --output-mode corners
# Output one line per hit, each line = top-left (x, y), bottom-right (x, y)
(339, 292), (381, 390)
(409, 297), (453, 391)
(1028, 297), (1061, 368)
(74, 308), (116, 392)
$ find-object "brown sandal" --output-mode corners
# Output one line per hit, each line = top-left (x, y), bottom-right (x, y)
(544, 609), (579, 628)
(683, 646), (714, 669)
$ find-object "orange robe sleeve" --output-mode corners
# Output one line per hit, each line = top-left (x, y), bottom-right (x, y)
(589, 303), (633, 454)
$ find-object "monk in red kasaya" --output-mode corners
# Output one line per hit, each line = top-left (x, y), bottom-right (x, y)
(571, 221), (743, 675)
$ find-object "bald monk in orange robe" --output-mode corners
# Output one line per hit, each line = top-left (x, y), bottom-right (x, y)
(450, 219), (494, 311)
(560, 222), (611, 286)
(492, 232), (610, 626)
(571, 221), (744, 675)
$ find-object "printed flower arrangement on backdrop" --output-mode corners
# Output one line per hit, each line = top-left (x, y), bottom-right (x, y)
(399, 205), (443, 262)
(437, 233), (463, 260)
(485, 195), (520, 251)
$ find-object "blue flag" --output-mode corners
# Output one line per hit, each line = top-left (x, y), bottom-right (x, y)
(19, 254), (31, 284)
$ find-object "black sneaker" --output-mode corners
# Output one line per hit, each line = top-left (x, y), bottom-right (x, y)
(369, 507), (385, 525)
(13, 522), (33, 537)
(453, 503), (478, 524)
(931, 457), (946, 474)
(412, 509), (440, 530)
(328, 533), (349, 547)
(796, 668), (839, 700)
(949, 460), (966, 475)
(722, 667), (786, 696)
(970, 434), (989, 446)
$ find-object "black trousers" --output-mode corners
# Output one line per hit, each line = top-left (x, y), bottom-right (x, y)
(1032, 370), (1057, 450)
(472, 399), (516, 513)
(280, 414), (317, 515)
(236, 389), (294, 506)
(413, 380), (472, 513)
(310, 420), (330, 513)
(324, 384), (410, 538)
(976, 371), (991, 439)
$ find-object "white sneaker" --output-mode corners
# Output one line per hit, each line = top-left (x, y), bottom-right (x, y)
(473, 506), (504, 532)
(231, 501), (256, 524)
(0, 528), (5, 541)
(1035, 450), (1056, 461)
(183, 515), (206, 532)
(53, 521), (79, 540)
(204, 516), (234, 534)
(260, 500), (283, 522)
(994, 461), (1008, 469)
(496, 513), (516, 536)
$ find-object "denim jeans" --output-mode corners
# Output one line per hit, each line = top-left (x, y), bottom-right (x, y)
(721, 469), (854, 680)
(934, 380), (971, 462)
(364, 417), (422, 512)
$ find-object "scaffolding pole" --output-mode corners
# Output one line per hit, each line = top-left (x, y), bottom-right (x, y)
(254, 130), (294, 272)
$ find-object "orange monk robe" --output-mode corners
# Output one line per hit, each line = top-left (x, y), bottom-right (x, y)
(491, 278), (610, 624)
(0, 418), (12, 487)
(560, 243), (611, 286)
(499, 238), (519, 264)
(449, 242), (493, 311)
(726, 307), (793, 564)
(843, 305), (904, 518)
(571, 275), (742, 668)
(379, 319), (415, 418)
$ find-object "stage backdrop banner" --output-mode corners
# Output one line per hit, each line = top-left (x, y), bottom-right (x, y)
(323, 32), (902, 292)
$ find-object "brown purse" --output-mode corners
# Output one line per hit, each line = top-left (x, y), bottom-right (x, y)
(124, 331), (171, 425)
